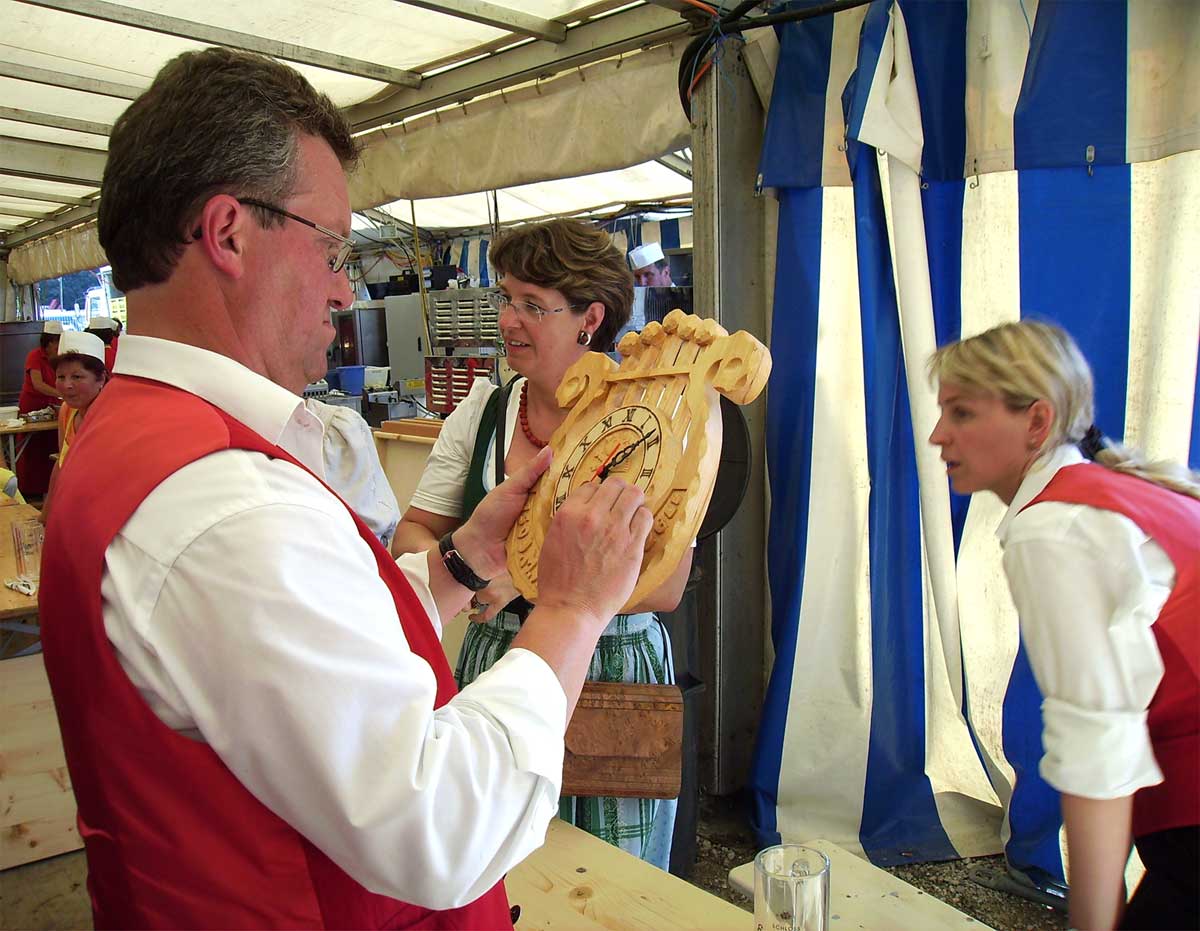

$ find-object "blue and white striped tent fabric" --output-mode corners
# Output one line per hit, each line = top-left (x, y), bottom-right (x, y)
(750, 0), (1200, 886)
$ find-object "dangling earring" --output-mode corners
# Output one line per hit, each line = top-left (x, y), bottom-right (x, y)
(577, 330), (592, 347)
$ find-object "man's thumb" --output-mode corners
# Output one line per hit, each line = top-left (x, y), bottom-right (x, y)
(503, 445), (553, 493)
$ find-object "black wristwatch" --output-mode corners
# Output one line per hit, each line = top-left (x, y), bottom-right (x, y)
(438, 532), (490, 592)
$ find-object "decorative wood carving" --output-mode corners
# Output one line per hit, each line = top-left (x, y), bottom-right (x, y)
(507, 309), (771, 611)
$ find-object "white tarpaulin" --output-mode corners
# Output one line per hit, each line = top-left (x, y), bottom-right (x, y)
(350, 44), (690, 206)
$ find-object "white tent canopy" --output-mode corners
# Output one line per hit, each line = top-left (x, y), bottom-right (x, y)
(1, 0), (697, 284)
(365, 155), (691, 232)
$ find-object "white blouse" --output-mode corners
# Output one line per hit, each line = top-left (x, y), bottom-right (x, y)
(997, 444), (1173, 800)
(409, 377), (523, 517)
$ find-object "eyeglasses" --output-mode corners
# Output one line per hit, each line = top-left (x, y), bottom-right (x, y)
(486, 290), (579, 322)
(238, 197), (355, 273)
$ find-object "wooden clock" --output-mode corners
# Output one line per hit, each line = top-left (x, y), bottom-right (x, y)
(507, 309), (771, 611)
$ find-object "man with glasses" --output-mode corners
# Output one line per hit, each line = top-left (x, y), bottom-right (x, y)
(39, 47), (652, 931)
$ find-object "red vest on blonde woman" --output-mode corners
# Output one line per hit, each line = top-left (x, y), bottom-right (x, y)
(39, 376), (513, 930)
(1025, 462), (1200, 839)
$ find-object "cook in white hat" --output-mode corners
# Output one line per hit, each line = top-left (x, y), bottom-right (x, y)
(87, 315), (120, 347)
(627, 242), (673, 288)
(43, 320), (64, 335)
(58, 330), (107, 366)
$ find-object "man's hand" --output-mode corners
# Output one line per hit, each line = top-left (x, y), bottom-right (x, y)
(536, 477), (653, 629)
(468, 574), (520, 623)
(454, 446), (552, 581)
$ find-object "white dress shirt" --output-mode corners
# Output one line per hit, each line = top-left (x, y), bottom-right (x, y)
(102, 336), (566, 909)
(997, 443), (1172, 800)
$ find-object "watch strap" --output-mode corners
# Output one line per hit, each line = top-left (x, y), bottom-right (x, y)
(438, 532), (490, 592)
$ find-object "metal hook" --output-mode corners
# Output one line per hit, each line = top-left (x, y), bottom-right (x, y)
(968, 157), (980, 189)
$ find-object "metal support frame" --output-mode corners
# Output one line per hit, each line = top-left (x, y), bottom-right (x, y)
(0, 206), (58, 220)
(0, 106), (111, 137)
(0, 186), (94, 207)
(349, 4), (687, 132)
(15, 0), (422, 87)
(0, 61), (142, 99)
(395, 0), (566, 42)
(0, 136), (106, 187)
(690, 37), (768, 795)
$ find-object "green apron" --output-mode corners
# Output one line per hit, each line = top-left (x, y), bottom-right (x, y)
(454, 378), (677, 870)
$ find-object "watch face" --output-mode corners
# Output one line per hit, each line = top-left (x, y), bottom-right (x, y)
(552, 404), (663, 512)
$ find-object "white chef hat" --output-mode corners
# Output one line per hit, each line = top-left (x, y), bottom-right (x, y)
(87, 316), (118, 331)
(56, 330), (106, 365)
(628, 241), (665, 270)
(42, 320), (64, 335)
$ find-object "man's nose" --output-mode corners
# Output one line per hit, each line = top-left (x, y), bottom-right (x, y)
(331, 269), (354, 310)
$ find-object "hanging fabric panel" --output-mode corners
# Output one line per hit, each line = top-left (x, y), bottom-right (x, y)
(751, 0), (1200, 882)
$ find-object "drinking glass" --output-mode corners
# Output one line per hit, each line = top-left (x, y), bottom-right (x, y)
(753, 844), (830, 931)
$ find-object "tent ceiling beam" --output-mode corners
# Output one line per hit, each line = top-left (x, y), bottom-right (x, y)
(0, 106), (112, 137)
(0, 62), (142, 100)
(349, 3), (688, 132)
(14, 0), (422, 88)
(0, 136), (106, 187)
(395, 0), (566, 43)
(0, 202), (96, 249)
(0, 186), (94, 207)
(656, 152), (692, 179)
(0, 206), (58, 220)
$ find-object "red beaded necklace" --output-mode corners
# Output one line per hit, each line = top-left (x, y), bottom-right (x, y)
(518, 381), (549, 449)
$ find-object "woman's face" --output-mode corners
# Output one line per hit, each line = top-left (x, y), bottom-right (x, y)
(496, 274), (602, 381)
(929, 380), (1043, 504)
(56, 359), (105, 412)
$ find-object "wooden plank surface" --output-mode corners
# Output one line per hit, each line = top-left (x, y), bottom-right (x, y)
(0, 654), (82, 869)
(0, 503), (43, 620)
(508, 819), (750, 930)
(728, 840), (994, 931)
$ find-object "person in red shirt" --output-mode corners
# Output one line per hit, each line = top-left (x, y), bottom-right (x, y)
(86, 316), (120, 372)
(15, 320), (63, 496)
(928, 321), (1198, 931)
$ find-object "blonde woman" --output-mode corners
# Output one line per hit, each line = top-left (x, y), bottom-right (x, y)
(927, 320), (1198, 931)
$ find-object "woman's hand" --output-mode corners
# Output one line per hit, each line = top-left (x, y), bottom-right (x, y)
(468, 574), (519, 623)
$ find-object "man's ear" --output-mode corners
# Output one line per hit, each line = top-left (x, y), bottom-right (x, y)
(1027, 398), (1055, 450)
(194, 195), (249, 280)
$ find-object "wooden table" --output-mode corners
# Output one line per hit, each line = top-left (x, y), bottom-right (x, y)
(728, 841), (994, 930)
(0, 503), (43, 660)
(0, 419), (57, 470)
(509, 819), (751, 930)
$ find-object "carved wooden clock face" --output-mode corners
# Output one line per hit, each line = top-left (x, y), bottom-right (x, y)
(552, 404), (664, 512)
(507, 309), (771, 613)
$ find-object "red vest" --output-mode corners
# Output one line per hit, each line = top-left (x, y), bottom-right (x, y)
(1026, 463), (1200, 838)
(39, 375), (514, 930)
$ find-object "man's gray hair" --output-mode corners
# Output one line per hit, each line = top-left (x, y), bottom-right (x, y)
(98, 47), (360, 292)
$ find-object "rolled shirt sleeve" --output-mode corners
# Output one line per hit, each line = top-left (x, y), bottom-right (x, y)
(1001, 502), (1171, 800)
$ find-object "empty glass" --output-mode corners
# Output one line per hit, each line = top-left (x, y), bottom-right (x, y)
(753, 844), (830, 931)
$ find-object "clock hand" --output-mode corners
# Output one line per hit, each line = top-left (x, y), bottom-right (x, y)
(591, 443), (624, 481)
(598, 431), (657, 481)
